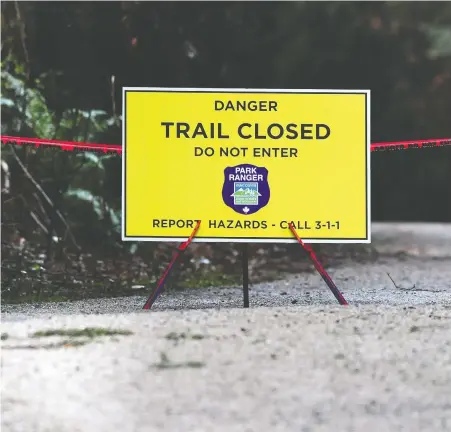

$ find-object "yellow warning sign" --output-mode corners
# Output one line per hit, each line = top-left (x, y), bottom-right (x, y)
(122, 88), (370, 243)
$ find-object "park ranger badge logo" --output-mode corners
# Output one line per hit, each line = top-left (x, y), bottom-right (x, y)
(222, 164), (270, 215)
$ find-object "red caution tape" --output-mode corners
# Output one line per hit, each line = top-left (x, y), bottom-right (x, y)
(1, 135), (450, 154)
(0, 135), (121, 154)
(371, 138), (451, 152)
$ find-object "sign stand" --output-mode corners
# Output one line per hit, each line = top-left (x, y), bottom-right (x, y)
(242, 244), (250, 308)
(143, 222), (347, 310)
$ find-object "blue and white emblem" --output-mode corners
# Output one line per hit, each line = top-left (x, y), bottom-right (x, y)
(222, 164), (270, 215)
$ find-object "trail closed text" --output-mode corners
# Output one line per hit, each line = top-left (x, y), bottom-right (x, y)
(160, 122), (331, 140)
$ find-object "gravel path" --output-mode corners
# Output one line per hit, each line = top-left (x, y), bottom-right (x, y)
(2, 223), (451, 432)
(2, 257), (451, 321)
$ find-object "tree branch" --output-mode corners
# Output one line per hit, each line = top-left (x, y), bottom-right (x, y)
(10, 145), (81, 252)
(14, 1), (31, 80)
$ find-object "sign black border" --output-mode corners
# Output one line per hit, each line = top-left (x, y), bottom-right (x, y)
(122, 88), (370, 243)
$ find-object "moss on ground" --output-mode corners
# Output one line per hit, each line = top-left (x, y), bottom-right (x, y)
(2, 327), (133, 350)
(31, 327), (133, 339)
(180, 272), (240, 289)
(152, 352), (205, 370)
(165, 331), (206, 342)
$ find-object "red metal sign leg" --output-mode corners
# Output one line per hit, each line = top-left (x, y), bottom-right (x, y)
(142, 220), (201, 310)
(289, 222), (348, 306)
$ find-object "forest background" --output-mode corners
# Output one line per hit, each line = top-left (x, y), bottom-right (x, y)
(1, 1), (450, 303)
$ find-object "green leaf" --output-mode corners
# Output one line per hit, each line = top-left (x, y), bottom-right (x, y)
(76, 152), (105, 170)
(65, 188), (104, 219)
(0, 98), (15, 108)
(109, 208), (121, 232)
(65, 188), (95, 201)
